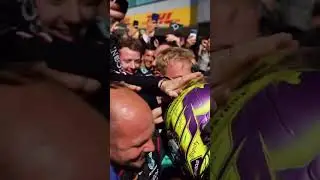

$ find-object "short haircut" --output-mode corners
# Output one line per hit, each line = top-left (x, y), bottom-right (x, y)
(144, 43), (156, 51)
(119, 37), (145, 55)
(155, 47), (195, 75)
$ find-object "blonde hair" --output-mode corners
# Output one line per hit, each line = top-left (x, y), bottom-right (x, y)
(155, 47), (195, 75)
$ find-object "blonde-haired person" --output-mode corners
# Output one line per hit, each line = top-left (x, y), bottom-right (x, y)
(156, 47), (196, 79)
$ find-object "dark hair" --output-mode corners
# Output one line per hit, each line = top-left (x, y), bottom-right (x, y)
(114, 0), (128, 14)
(144, 42), (156, 51)
(313, 3), (320, 16)
(119, 37), (145, 55)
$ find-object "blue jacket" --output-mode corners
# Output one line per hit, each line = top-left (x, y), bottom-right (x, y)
(110, 166), (119, 180)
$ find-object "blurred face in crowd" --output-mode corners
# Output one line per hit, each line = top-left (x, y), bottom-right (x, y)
(146, 18), (157, 33)
(201, 39), (209, 51)
(36, 0), (102, 42)
(127, 24), (139, 38)
(166, 59), (193, 79)
(110, 88), (155, 169)
(119, 47), (142, 74)
(142, 50), (155, 69)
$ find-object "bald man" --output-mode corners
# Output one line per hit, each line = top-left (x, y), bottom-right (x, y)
(110, 86), (163, 180)
(0, 70), (107, 180)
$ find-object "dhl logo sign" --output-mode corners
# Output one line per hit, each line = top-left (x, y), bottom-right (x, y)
(145, 12), (180, 25)
(125, 6), (197, 28)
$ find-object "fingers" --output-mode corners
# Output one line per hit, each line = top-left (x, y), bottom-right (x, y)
(119, 81), (142, 91)
(166, 90), (179, 98)
(42, 68), (101, 93)
(38, 32), (53, 43)
(157, 67), (205, 97)
(16, 31), (52, 43)
(152, 107), (164, 124)
(16, 31), (34, 39)
(179, 72), (203, 83)
(154, 117), (164, 124)
(161, 72), (203, 97)
(175, 76), (204, 93)
(152, 107), (162, 119)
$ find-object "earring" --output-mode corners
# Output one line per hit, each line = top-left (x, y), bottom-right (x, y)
(21, 0), (37, 21)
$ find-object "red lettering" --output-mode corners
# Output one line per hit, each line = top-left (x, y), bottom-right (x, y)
(138, 11), (182, 27)
(164, 12), (172, 24)
(158, 13), (167, 24)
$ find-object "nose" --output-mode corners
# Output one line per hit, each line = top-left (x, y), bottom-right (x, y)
(129, 61), (136, 69)
(63, 3), (81, 24)
(152, 60), (156, 67)
(143, 138), (155, 152)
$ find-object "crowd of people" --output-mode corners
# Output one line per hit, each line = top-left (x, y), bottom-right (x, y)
(109, 0), (211, 179)
(0, 0), (319, 179)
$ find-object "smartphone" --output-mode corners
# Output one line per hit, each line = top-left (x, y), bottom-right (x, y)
(189, 29), (198, 39)
(133, 20), (139, 29)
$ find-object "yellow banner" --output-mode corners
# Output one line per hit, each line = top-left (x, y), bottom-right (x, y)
(124, 6), (196, 28)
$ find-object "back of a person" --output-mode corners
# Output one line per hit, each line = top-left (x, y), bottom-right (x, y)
(211, 49), (320, 180)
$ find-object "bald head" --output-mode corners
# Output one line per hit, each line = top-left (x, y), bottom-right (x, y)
(110, 86), (155, 168)
(110, 87), (152, 125)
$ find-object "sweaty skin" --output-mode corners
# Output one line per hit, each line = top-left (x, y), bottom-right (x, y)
(0, 77), (107, 180)
(110, 87), (155, 169)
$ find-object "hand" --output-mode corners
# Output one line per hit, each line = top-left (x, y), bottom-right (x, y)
(159, 72), (203, 97)
(152, 107), (163, 124)
(119, 81), (142, 92)
(110, 0), (125, 21)
(187, 36), (197, 47)
(16, 31), (52, 43)
(33, 62), (101, 93)
(166, 34), (180, 46)
(210, 33), (299, 105)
